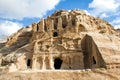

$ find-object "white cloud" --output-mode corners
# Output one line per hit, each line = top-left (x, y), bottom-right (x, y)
(0, 0), (60, 20)
(89, 0), (120, 17)
(100, 13), (108, 18)
(111, 18), (120, 29)
(83, 10), (91, 15)
(114, 25), (120, 29)
(0, 0), (61, 40)
(88, 0), (120, 29)
(112, 19), (120, 24)
(0, 21), (22, 40)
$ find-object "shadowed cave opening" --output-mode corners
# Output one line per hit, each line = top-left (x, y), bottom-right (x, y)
(27, 59), (31, 67)
(54, 58), (63, 69)
(93, 56), (96, 64)
(53, 32), (58, 37)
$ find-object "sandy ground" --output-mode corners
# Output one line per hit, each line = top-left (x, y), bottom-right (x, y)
(0, 68), (120, 80)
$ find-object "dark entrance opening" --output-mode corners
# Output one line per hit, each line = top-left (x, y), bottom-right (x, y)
(93, 56), (96, 64)
(53, 32), (58, 37)
(54, 58), (62, 69)
(27, 59), (31, 67)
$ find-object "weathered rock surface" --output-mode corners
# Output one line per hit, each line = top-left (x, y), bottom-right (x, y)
(0, 9), (120, 80)
(117, 29), (120, 37)
(0, 69), (120, 80)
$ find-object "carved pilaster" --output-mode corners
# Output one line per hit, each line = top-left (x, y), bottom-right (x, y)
(67, 15), (72, 28)
(38, 18), (45, 32)
(33, 41), (39, 54)
(57, 17), (62, 30)
(32, 23), (37, 32)
(42, 55), (46, 70)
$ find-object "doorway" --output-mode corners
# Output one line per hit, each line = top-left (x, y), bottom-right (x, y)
(54, 58), (63, 69)
(27, 59), (31, 67)
(53, 32), (58, 37)
(93, 56), (96, 64)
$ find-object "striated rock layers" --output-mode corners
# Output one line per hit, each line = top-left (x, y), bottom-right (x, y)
(0, 10), (120, 79)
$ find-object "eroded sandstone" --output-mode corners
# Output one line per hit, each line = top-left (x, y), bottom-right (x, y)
(0, 9), (120, 80)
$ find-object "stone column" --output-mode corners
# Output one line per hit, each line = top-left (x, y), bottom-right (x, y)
(57, 17), (62, 30)
(32, 57), (37, 70)
(47, 18), (53, 31)
(32, 23), (37, 32)
(42, 55), (46, 70)
(38, 18), (45, 32)
(33, 41), (39, 54)
(49, 20), (54, 37)
(49, 54), (54, 70)
(0, 54), (2, 66)
(67, 15), (72, 31)
(75, 17), (80, 33)
(51, 20), (54, 30)
(46, 18), (54, 37)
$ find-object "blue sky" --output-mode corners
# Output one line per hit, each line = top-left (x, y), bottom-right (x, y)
(0, 0), (120, 39)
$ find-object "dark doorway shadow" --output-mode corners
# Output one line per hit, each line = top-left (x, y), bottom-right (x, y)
(54, 58), (63, 69)
(27, 59), (31, 68)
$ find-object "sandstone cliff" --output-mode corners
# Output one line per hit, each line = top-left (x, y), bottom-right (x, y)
(117, 29), (120, 37)
(0, 9), (120, 80)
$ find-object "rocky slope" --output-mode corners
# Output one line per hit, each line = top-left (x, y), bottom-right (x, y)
(117, 29), (120, 37)
(0, 69), (120, 80)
